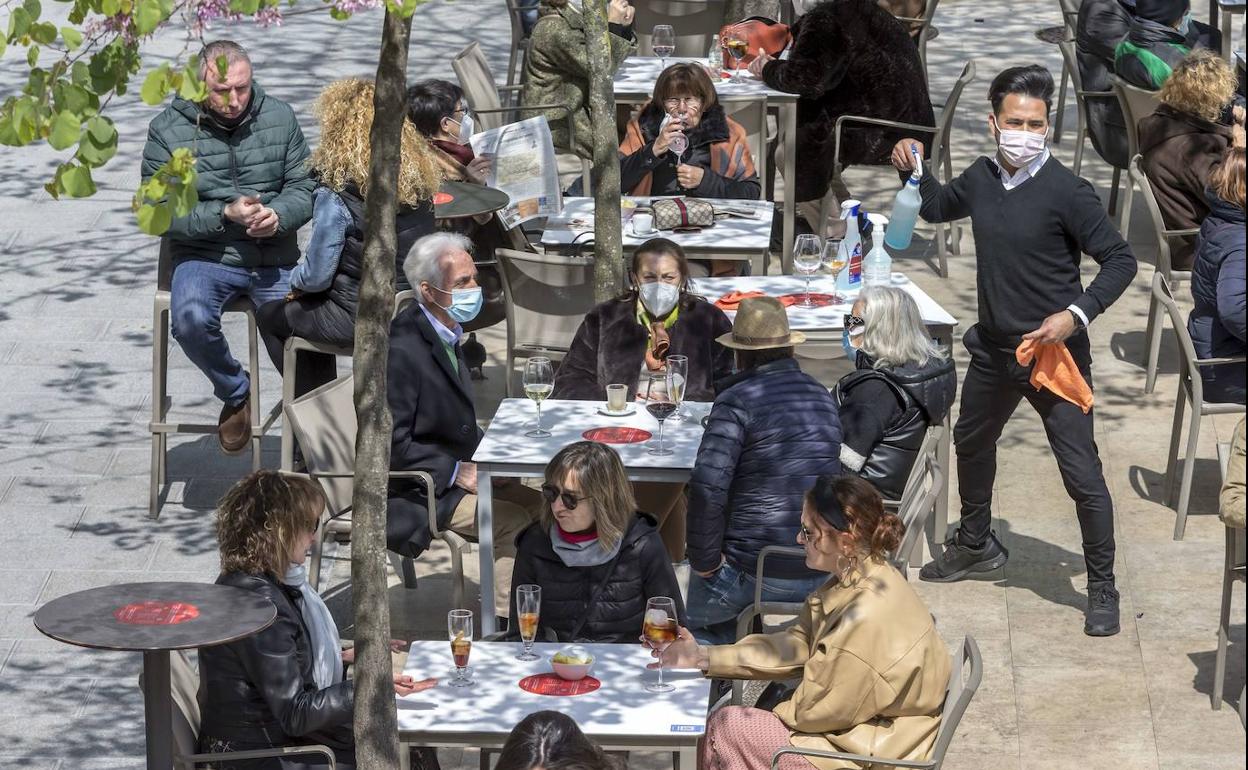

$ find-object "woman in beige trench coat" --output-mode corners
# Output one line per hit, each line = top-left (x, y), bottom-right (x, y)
(654, 475), (950, 770)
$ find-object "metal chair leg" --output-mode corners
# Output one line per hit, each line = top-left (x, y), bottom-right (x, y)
(1144, 293), (1165, 394)
(1173, 400), (1202, 540)
(1054, 62), (1069, 144)
(1213, 529), (1233, 709)
(1108, 167), (1121, 215)
(281, 342), (298, 471)
(248, 312), (263, 472)
(451, 543), (466, 610)
(936, 221), (949, 278)
(1164, 387), (1186, 506)
(1120, 180), (1135, 238)
(149, 305), (170, 520)
(1073, 119), (1086, 177)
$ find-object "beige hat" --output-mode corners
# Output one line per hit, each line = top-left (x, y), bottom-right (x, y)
(716, 296), (806, 350)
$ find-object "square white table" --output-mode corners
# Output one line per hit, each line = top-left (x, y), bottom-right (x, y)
(541, 196), (773, 272)
(397, 641), (710, 769)
(692, 273), (961, 560)
(613, 56), (799, 271)
(1213, 0), (1247, 63)
(473, 399), (712, 633)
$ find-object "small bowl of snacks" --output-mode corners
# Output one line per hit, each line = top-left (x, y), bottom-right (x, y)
(551, 647), (595, 681)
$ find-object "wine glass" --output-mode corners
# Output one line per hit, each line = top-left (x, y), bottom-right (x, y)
(666, 354), (688, 421)
(515, 584), (541, 661)
(793, 234), (823, 308)
(448, 609), (474, 688)
(523, 357), (554, 438)
(644, 375), (676, 456)
(652, 25), (675, 69)
(641, 596), (678, 692)
(821, 238), (846, 305)
(723, 31), (748, 83)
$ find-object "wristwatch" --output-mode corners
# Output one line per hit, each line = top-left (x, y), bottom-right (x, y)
(1068, 309), (1086, 330)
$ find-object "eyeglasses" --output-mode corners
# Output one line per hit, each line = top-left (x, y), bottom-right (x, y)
(799, 522), (816, 541)
(541, 483), (590, 511)
(842, 314), (865, 331)
(662, 97), (702, 110)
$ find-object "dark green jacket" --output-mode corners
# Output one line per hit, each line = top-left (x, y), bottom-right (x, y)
(140, 82), (314, 267)
(1113, 17), (1190, 90)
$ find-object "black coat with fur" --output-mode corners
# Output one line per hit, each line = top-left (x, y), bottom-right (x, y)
(762, 0), (934, 202)
(551, 293), (734, 402)
(619, 103), (762, 200)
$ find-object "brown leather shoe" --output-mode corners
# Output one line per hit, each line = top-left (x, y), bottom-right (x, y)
(218, 397), (252, 454)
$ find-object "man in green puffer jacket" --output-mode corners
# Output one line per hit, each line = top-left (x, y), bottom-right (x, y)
(141, 40), (314, 453)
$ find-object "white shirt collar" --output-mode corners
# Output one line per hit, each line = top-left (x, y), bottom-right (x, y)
(995, 148), (1051, 191)
(419, 303), (462, 345)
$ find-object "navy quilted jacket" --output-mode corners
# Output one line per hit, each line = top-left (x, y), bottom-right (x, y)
(140, 82), (314, 268)
(687, 358), (843, 578)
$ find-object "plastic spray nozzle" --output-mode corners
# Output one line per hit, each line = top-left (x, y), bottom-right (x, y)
(909, 143), (923, 179)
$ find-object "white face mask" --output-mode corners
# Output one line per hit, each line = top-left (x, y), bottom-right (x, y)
(992, 117), (1048, 168)
(638, 281), (680, 317)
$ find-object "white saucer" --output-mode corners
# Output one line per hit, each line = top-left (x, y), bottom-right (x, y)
(597, 404), (638, 417)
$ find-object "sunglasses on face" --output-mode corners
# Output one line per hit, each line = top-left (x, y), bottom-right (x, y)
(843, 314), (865, 331)
(541, 483), (590, 511)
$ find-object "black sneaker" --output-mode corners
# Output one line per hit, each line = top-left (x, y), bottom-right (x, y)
(1084, 582), (1121, 637)
(919, 530), (1009, 583)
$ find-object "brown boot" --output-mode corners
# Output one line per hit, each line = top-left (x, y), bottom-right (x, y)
(218, 397), (252, 454)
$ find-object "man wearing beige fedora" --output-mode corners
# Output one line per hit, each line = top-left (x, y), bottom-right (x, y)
(685, 297), (844, 644)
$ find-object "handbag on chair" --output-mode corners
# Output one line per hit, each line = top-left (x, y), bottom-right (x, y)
(718, 17), (791, 70)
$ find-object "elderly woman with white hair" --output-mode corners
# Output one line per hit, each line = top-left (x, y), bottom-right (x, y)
(386, 232), (542, 622)
(833, 286), (956, 500)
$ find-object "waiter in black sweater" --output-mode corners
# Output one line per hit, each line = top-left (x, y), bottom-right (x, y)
(891, 65), (1137, 637)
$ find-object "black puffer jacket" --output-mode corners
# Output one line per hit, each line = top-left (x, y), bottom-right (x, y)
(832, 353), (956, 500)
(688, 358), (842, 578)
(1076, 0), (1133, 169)
(197, 572), (353, 770)
(508, 513), (687, 643)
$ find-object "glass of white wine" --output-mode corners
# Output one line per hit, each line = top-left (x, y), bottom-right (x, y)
(821, 238), (846, 304)
(793, 234), (823, 307)
(652, 25), (675, 69)
(523, 357), (554, 438)
(666, 354), (688, 421)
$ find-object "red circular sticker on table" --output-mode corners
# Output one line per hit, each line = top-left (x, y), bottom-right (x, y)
(582, 427), (653, 444)
(113, 601), (200, 626)
(433, 192), (454, 205)
(778, 292), (838, 308)
(519, 673), (602, 696)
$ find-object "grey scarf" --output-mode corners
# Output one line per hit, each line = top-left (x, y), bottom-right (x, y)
(283, 563), (342, 691)
(550, 525), (624, 568)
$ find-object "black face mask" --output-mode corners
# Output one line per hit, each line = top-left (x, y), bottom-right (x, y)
(202, 101), (250, 130)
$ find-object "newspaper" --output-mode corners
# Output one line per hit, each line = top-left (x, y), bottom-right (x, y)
(469, 116), (562, 228)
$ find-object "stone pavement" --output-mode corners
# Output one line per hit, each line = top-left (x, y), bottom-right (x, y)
(0, 0), (1244, 768)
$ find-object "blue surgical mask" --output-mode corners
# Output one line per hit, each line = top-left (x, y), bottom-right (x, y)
(437, 286), (483, 324)
(1178, 11), (1193, 36)
(841, 328), (858, 363)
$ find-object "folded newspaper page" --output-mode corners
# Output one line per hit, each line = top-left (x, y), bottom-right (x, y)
(469, 116), (562, 228)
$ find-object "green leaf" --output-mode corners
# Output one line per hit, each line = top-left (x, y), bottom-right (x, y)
(47, 109), (80, 149)
(0, 116), (19, 146)
(136, 202), (171, 234)
(12, 96), (38, 144)
(177, 65), (204, 101)
(228, 0), (260, 14)
(23, 0), (41, 22)
(26, 44), (39, 67)
(172, 177), (197, 214)
(10, 8), (32, 40)
(133, 0), (163, 34)
(60, 26), (82, 50)
(0, 36), (7, 60)
(30, 21), (56, 44)
(100, 0), (119, 15)
(53, 81), (95, 115)
(139, 63), (169, 105)
(60, 162), (94, 196)
(86, 114), (114, 144)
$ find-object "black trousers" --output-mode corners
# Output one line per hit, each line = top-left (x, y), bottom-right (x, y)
(953, 324), (1116, 585)
(255, 295), (352, 400)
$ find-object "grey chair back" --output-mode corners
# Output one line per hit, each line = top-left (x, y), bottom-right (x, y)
(634, 0), (728, 57)
(1128, 154), (1197, 280)
(892, 0), (941, 86)
(453, 42), (507, 132)
(890, 441), (944, 572)
(931, 60), (975, 177)
(286, 375), (358, 517)
(1109, 73), (1161, 161)
(928, 636), (984, 765)
(169, 650), (201, 762)
(504, 0), (533, 86)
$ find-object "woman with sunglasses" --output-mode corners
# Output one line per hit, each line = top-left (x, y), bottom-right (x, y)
(619, 62), (760, 201)
(654, 475), (949, 770)
(832, 285), (956, 500)
(508, 441), (686, 643)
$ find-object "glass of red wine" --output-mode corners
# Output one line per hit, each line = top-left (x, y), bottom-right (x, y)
(645, 375), (676, 457)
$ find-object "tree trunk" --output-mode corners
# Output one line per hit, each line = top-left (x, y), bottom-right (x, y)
(582, 0), (624, 302)
(350, 7), (412, 770)
(724, 0), (782, 23)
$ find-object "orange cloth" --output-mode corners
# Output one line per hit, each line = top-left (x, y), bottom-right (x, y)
(715, 291), (801, 311)
(1015, 339), (1094, 414)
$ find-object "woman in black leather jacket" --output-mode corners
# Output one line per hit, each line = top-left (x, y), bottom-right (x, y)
(833, 286), (956, 500)
(199, 471), (434, 769)
(508, 441), (686, 643)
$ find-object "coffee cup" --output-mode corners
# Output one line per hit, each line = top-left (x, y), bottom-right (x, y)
(632, 212), (656, 235)
(606, 384), (629, 413)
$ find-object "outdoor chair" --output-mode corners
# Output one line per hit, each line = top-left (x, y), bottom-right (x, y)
(633, 0), (727, 58)
(1055, 37), (1112, 179)
(728, 545), (809, 707)
(1129, 155), (1196, 395)
(1152, 273), (1246, 540)
(891, 0), (942, 89)
(770, 636), (982, 770)
(1213, 443), (1246, 721)
(1109, 74), (1162, 236)
(504, 0), (533, 87)
(496, 248), (597, 397)
(148, 237), (274, 519)
(284, 374), (470, 599)
(822, 59), (976, 278)
(452, 41), (590, 192)
(721, 100), (770, 197)
(889, 450), (945, 574)
(145, 650), (338, 769)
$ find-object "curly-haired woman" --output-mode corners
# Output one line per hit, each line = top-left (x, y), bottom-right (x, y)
(654, 475), (950, 770)
(256, 78), (442, 399)
(1139, 50), (1246, 270)
(198, 470), (435, 769)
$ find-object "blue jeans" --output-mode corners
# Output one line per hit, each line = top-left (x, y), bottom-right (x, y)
(170, 259), (292, 406)
(686, 560), (827, 645)
(517, 0), (539, 35)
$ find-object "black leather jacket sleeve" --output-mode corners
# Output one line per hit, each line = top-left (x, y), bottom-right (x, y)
(238, 594), (355, 738)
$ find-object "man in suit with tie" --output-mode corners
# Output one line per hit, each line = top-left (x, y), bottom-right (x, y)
(387, 232), (541, 620)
